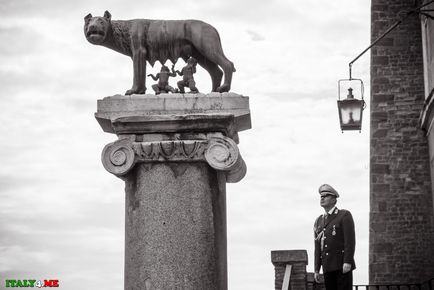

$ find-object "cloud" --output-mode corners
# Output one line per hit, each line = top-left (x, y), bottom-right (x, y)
(0, 26), (43, 55)
(246, 29), (265, 41)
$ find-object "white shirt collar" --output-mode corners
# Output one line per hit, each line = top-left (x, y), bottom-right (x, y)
(325, 206), (337, 216)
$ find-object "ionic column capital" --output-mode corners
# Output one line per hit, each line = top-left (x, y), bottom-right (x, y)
(101, 134), (246, 182)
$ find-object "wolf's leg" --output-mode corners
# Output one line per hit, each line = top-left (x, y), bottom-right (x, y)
(126, 48), (147, 95)
(214, 55), (234, 93)
(194, 53), (223, 92)
(194, 49), (233, 92)
(190, 22), (233, 92)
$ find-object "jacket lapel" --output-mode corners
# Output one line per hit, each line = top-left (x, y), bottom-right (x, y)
(324, 208), (339, 227)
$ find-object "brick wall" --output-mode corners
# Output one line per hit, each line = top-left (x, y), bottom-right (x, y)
(370, 0), (434, 283)
(271, 250), (308, 290)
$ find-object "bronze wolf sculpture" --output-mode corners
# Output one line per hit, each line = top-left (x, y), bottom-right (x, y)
(84, 11), (235, 95)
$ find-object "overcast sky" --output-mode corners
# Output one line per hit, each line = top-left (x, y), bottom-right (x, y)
(0, 0), (370, 289)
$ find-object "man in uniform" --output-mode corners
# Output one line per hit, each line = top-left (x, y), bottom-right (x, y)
(314, 184), (356, 290)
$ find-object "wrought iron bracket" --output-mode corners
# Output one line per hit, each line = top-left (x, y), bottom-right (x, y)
(348, 0), (434, 80)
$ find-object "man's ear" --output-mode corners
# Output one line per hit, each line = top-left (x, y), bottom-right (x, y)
(104, 11), (112, 21)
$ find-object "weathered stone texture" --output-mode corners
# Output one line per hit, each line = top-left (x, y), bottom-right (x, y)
(370, 0), (434, 283)
(125, 162), (227, 290)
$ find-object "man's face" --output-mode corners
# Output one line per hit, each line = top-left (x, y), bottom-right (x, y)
(320, 194), (336, 209)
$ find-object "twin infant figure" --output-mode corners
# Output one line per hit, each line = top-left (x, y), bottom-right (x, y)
(148, 57), (198, 95)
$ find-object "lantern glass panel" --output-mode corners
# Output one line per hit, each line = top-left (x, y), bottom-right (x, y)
(337, 98), (364, 131)
(340, 104), (362, 125)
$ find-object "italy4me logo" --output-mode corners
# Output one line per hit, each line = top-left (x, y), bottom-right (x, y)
(5, 279), (59, 288)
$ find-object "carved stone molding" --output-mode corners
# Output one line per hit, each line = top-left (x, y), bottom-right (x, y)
(133, 140), (208, 162)
(101, 135), (246, 182)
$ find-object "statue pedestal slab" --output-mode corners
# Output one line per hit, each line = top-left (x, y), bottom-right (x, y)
(95, 93), (251, 290)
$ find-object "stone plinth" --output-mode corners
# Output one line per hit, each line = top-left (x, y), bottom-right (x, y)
(96, 92), (250, 141)
(96, 93), (250, 290)
(271, 250), (308, 290)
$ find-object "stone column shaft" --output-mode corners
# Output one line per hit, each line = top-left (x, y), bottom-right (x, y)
(124, 162), (227, 289)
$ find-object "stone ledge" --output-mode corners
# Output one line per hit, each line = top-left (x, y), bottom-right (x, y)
(110, 114), (237, 139)
(271, 250), (308, 265)
(95, 92), (251, 135)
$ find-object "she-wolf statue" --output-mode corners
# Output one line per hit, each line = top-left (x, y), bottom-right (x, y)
(84, 11), (235, 95)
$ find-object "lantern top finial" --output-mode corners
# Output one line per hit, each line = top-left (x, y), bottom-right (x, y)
(347, 88), (354, 99)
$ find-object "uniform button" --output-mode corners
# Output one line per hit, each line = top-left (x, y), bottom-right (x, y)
(326, 253), (329, 256)
(325, 245), (328, 248)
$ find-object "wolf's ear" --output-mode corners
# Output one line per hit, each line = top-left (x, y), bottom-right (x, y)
(104, 11), (112, 21)
(84, 13), (92, 21)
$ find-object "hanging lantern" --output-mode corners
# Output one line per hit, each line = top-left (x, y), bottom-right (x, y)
(335, 1), (434, 132)
(337, 79), (366, 132)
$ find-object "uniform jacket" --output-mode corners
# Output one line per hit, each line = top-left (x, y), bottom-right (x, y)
(314, 208), (356, 273)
